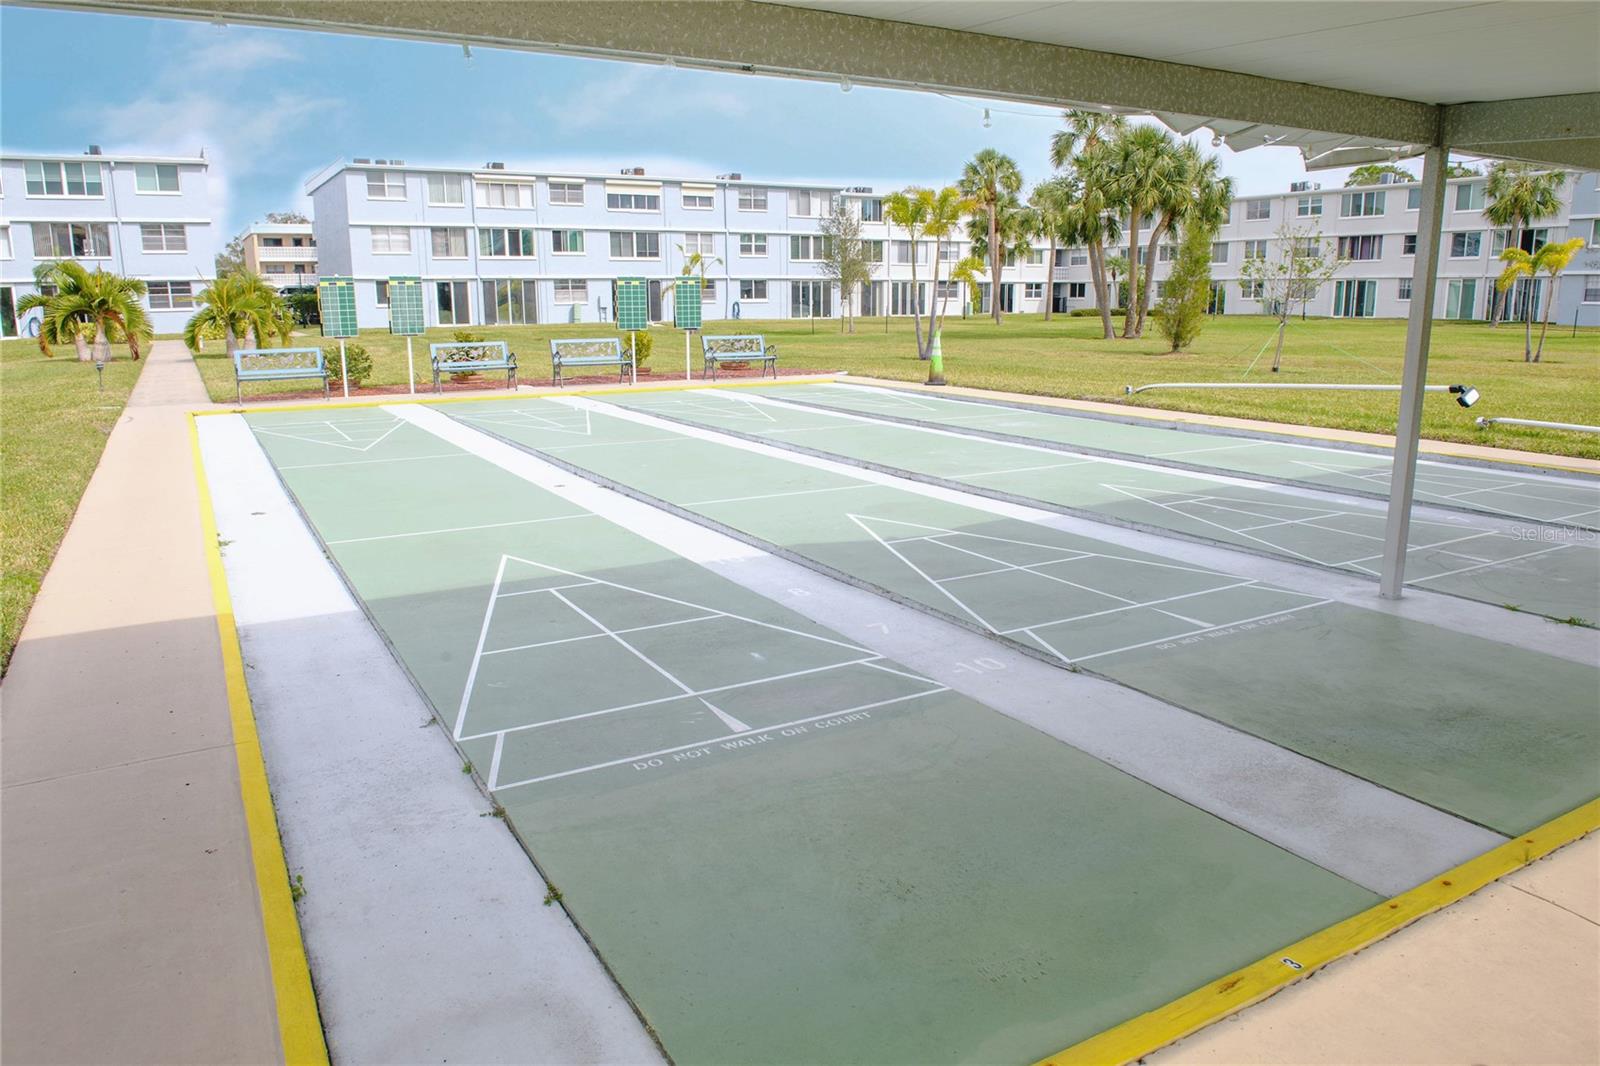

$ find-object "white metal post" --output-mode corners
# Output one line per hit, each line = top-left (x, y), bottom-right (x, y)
(1379, 144), (1447, 599)
(685, 330), (691, 381)
(338, 338), (350, 399)
(405, 336), (416, 395)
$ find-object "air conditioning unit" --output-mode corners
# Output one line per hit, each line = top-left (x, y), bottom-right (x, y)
(620, 167), (646, 176)
(485, 161), (506, 169)
(87, 145), (103, 155)
(716, 172), (743, 181)
(1289, 180), (1316, 192)
(847, 186), (874, 194)
(354, 158), (371, 164)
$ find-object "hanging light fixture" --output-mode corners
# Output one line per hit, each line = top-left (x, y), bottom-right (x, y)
(982, 108), (992, 128)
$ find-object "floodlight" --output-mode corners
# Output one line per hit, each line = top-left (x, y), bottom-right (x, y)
(840, 75), (853, 93)
(1449, 384), (1480, 408)
(982, 108), (992, 128)
(1211, 133), (1223, 148)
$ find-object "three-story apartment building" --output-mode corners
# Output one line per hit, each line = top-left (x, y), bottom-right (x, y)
(241, 221), (318, 289)
(0, 148), (218, 337)
(307, 158), (1600, 330)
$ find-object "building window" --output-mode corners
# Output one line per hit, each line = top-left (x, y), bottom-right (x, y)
(140, 223), (187, 252)
(370, 226), (411, 254)
(1449, 231), (1482, 258)
(1240, 278), (1264, 299)
(738, 280), (768, 301)
(737, 187), (767, 212)
(1296, 196), (1323, 217)
(1067, 282), (1087, 299)
(608, 231), (660, 259)
(1023, 282), (1044, 300)
(366, 170), (405, 199)
(25, 160), (103, 198)
(551, 229), (584, 254)
(134, 163), (180, 193)
(791, 235), (830, 262)
(1243, 239), (1268, 260)
(1582, 277), (1600, 303)
(30, 222), (111, 258)
(1444, 278), (1478, 320)
(701, 280), (717, 302)
(1332, 279), (1376, 317)
(375, 280), (389, 307)
(264, 263), (288, 275)
(1026, 248), (1046, 266)
(480, 227), (536, 257)
(682, 232), (715, 257)
(436, 280), (470, 325)
(1337, 234), (1382, 260)
(1245, 199), (1270, 221)
(939, 242), (965, 264)
(1590, 220), (1600, 247)
(431, 227), (468, 258)
(553, 279), (587, 304)
(481, 279), (539, 325)
(1070, 249), (1088, 266)
(739, 233), (767, 256)
(789, 189), (831, 217)
(1294, 237), (1321, 258)
(864, 240), (884, 264)
(791, 279), (831, 317)
(0, 226), (10, 260)
(426, 173), (465, 205)
(859, 198), (883, 222)
(682, 188), (714, 210)
(476, 181), (533, 208)
(146, 281), (194, 309)
(1407, 187), (1421, 210)
(1210, 241), (1229, 263)
(1157, 244), (1178, 263)
(548, 180), (585, 205)
(1403, 234), (1417, 255)
(1455, 183), (1485, 211)
(1397, 278), (1412, 301)
(606, 190), (660, 211)
(1340, 190), (1385, 217)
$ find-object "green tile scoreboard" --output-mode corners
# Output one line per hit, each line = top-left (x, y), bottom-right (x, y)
(616, 276), (648, 332)
(387, 276), (424, 336)
(317, 277), (359, 338)
(673, 275), (702, 331)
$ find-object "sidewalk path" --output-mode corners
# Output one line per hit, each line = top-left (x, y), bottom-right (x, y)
(1, 340), (283, 1064)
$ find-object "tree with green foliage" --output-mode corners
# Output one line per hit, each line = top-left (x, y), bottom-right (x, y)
(921, 186), (978, 352)
(1344, 163), (1415, 187)
(1496, 236), (1585, 363)
(1484, 162), (1567, 327)
(965, 197), (1038, 322)
(1099, 124), (1182, 338)
(182, 271), (291, 359)
(1103, 253), (1129, 311)
(1238, 222), (1346, 372)
(1052, 109), (1127, 339)
(17, 261), (153, 362)
(1446, 162), (1481, 179)
(1029, 176), (1077, 321)
(819, 198), (872, 333)
(884, 188), (932, 357)
(1153, 219), (1215, 352)
(958, 148), (1024, 324)
(1129, 142), (1233, 338)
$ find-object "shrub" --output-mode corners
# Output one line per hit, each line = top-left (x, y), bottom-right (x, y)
(1068, 308), (1126, 318)
(1154, 223), (1215, 352)
(326, 343), (372, 387)
(445, 330), (487, 383)
(625, 329), (653, 368)
(284, 289), (320, 325)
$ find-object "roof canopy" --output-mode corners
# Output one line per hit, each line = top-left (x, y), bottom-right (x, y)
(19, 0), (1600, 169)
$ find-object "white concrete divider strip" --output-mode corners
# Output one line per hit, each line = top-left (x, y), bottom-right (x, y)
(198, 414), (664, 1065)
(560, 396), (1600, 668)
(392, 402), (1506, 897)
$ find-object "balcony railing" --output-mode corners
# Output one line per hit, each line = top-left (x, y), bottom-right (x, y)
(256, 245), (317, 261)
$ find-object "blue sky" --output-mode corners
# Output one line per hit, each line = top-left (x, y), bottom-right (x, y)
(2, 6), (1336, 240)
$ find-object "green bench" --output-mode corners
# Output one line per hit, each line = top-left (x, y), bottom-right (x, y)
(233, 347), (329, 403)
(430, 340), (518, 393)
(550, 337), (635, 388)
(701, 334), (779, 381)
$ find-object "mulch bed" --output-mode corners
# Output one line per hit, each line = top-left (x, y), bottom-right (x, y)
(227, 365), (834, 405)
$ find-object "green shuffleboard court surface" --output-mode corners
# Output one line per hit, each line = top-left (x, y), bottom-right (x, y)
(615, 276), (648, 331)
(783, 383), (1600, 529)
(672, 274), (702, 330)
(241, 405), (1382, 1064)
(317, 276), (359, 338)
(386, 276), (425, 335)
(448, 397), (1600, 837)
(598, 387), (1600, 623)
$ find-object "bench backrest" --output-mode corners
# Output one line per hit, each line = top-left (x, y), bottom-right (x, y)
(430, 340), (512, 367)
(234, 347), (324, 374)
(550, 337), (626, 362)
(701, 334), (769, 358)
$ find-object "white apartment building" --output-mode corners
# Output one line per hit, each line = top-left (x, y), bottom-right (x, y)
(0, 148), (219, 337)
(306, 158), (1600, 330)
(241, 221), (318, 289)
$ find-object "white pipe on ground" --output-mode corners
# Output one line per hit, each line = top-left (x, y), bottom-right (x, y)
(1475, 416), (1600, 434)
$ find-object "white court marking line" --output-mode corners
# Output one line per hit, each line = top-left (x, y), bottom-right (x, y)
(277, 453), (469, 470)
(1154, 606), (1213, 627)
(685, 483), (877, 507)
(487, 733), (506, 790)
(1148, 441), (1273, 459)
(454, 554), (508, 739)
(1060, 599), (1336, 665)
(459, 656), (908, 744)
(922, 535), (1141, 606)
(482, 612), (723, 656)
(1293, 459), (1593, 511)
(999, 580), (1263, 634)
(496, 580), (605, 598)
(849, 515), (1001, 631)
(254, 419), (406, 454)
(1553, 506), (1600, 524)
(550, 588), (754, 733)
(1102, 483), (1336, 568)
(1332, 529), (1516, 570)
(457, 407), (595, 436)
(1401, 543), (1576, 585)
(326, 514), (590, 546)
(492, 689), (947, 790)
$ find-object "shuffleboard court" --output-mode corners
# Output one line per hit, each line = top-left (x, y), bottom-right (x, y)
(777, 382), (1600, 529)
(236, 406), (1385, 1064)
(593, 388), (1600, 622)
(448, 396), (1600, 836)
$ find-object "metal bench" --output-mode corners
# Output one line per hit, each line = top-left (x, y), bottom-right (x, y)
(550, 337), (635, 387)
(701, 334), (779, 381)
(233, 346), (328, 403)
(430, 340), (517, 393)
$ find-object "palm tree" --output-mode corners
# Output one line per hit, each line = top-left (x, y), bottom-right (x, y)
(1133, 145), (1234, 337)
(17, 261), (152, 362)
(182, 271), (289, 359)
(884, 188), (931, 358)
(1029, 176), (1077, 321)
(966, 199), (1039, 323)
(1104, 253), (1130, 312)
(1052, 109), (1127, 339)
(920, 186), (977, 355)
(664, 245), (723, 322)
(1484, 163), (1566, 327)
(958, 148), (1024, 324)
(1497, 237), (1586, 362)
(1104, 124), (1181, 338)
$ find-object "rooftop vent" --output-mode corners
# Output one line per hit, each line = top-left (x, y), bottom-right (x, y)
(354, 158), (372, 164)
(717, 172), (743, 181)
(847, 186), (873, 194)
(1289, 180), (1321, 192)
(87, 145), (103, 155)
(389, 159), (405, 166)
(620, 166), (646, 176)
(486, 161), (506, 169)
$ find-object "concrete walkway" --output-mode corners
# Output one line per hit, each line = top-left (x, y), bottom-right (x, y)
(0, 341), (283, 1064)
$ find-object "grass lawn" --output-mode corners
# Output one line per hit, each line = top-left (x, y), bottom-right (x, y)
(1, 338), (144, 673)
(193, 313), (1600, 459)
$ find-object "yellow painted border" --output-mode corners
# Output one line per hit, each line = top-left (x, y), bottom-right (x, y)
(188, 415), (329, 1066)
(1040, 798), (1600, 1066)
(190, 372), (844, 418)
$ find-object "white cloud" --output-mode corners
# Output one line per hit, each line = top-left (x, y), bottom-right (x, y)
(539, 65), (750, 133)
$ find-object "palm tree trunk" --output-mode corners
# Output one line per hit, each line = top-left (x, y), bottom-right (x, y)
(1087, 242), (1113, 340)
(1523, 282), (1533, 361)
(989, 206), (1002, 325)
(224, 326), (239, 361)
(1136, 221), (1166, 337)
(92, 323), (110, 364)
(1534, 276), (1556, 362)
(909, 251), (926, 359)
(1043, 237), (1057, 321)
(73, 332), (91, 363)
(1122, 219), (1141, 339)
